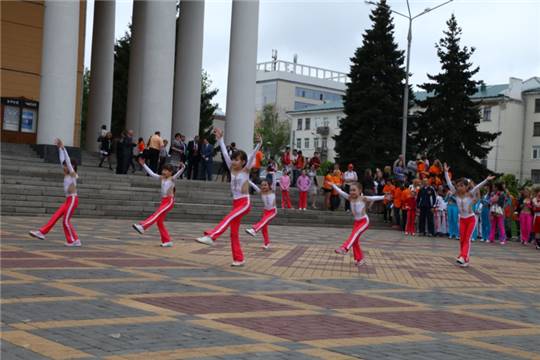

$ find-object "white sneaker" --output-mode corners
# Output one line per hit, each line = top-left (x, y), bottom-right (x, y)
(456, 256), (465, 265)
(245, 228), (257, 237)
(65, 240), (81, 247)
(355, 259), (366, 266)
(459, 261), (470, 268)
(196, 235), (214, 246)
(29, 230), (45, 240)
(262, 244), (270, 250)
(160, 242), (173, 247)
(231, 260), (245, 267)
(132, 223), (144, 235)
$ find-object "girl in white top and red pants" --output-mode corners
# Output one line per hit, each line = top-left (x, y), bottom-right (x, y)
(444, 163), (494, 267)
(30, 139), (80, 246)
(132, 160), (185, 247)
(331, 182), (386, 266)
(196, 128), (262, 266)
(246, 178), (278, 249)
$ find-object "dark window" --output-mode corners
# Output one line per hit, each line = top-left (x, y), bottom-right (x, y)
(297, 118), (302, 130)
(305, 118), (311, 130)
(532, 169), (540, 184)
(482, 107), (491, 122)
(534, 122), (540, 137)
(535, 98), (540, 113)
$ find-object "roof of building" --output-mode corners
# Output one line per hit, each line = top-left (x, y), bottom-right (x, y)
(414, 84), (509, 102)
(524, 86), (540, 94)
(287, 100), (344, 114)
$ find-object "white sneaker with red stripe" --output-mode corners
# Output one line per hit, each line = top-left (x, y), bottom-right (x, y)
(245, 228), (257, 237)
(196, 236), (214, 246)
(65, 240), (81, 247)
(132, 224), (144, 235)
(29, 230), (45, 240)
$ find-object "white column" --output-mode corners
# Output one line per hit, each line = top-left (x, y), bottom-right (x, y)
(126, 0), (146, 137)
(85, 0), (115, 151)
(172, 0), (205, 140)
(37, 1), (80, 146)
(225, 0), (260, 151)
(139, 0), (177, 141)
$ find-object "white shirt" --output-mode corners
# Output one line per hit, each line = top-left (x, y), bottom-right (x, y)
(218, 138), (261, 200)
(58, 148), (77, 196)
(249, 181), (277, 210)
(332, 184), (384, 220)
(343, 170), (358, 184)
(142, 164), (185, 198)
(445, 171), (488, 218)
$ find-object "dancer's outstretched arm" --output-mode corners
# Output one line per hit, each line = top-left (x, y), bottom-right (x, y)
(443, 163), (456, 194)
(245, 135), (262, 170)
(331, 184), (349, 200)
(214, 128), (231, 169)
(172, 163), (186, 180)
(470, 175), (495, 195)
(364, 195), (385, 202)
(248, 180), (261, 193)
(55, 139), (75, 175)
(138, 158), (161, 179)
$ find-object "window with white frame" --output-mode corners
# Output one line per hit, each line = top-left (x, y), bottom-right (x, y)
(322, 138), (327, 149)
(532, 146), (540, 160)
(297, 118), (302, 130)
(482, 107), (492, 122)
(305, 118), (311, 130)
(296, 138), (302, 149)
(304, 138), (309, 148)
(314, 137), (319, 149)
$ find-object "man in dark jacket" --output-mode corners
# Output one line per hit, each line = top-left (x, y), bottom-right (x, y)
(186, 135), (200, 180)
(200, 138), (214, 181)
(417, 178), (437, 236)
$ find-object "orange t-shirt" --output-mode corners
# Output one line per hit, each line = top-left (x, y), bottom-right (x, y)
(323, 174), (333, 190)
(254, 151), (263, 169)
(429, 165), (441, 177)
(383, 184), (395, 204)
(392, 188), (402, 208)
(401, 188), (412, 209)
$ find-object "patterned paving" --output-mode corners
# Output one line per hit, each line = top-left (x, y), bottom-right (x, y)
(1, 216), (539, 360)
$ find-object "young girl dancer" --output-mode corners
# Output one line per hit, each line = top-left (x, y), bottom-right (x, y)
(444, 163), (494, 267)
(404, 188), (417, 236)
(29, 139), (81, 246)
(280, 171), (292, 209)
(132, 158), (185, 247)
(330, 182), (386, 266)
(518, 188), (533, 245)
(245, 178), (277, 250)
(532, 188), (540, 250)
(196, 128), (262, 266)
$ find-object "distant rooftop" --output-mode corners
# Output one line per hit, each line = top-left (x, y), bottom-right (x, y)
(257, 60), (349, 84)
(287, 100), (344, 114)
(414, 84), (509, 102)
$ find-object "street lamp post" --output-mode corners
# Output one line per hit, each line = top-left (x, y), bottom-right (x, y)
(365, 0), (453, 165)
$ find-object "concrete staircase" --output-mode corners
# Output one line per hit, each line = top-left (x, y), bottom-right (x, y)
(1, 142), (387, 228)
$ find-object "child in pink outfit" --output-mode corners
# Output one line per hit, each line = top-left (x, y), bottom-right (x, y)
(280, 171), (292, 209)
(296, 169), (311, 210)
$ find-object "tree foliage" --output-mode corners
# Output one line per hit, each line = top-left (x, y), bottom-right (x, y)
(199, 71), (219, 143)
(255, 104), (290, 160)
(415, 15), (499, 179)
(111, 28), (131, 137)
(80, 68), (91, 146)
(334, 0), (411, 171)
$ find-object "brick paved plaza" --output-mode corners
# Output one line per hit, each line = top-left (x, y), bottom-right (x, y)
(1, 216), (539, 359)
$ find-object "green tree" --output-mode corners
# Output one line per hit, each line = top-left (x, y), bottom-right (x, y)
(255, 104), (290, 160)
(416, 15), (499, 179)
(111, 28), (131, 136)
(199, 71), (219, 143)
(80, 68), (91, 146)
(334, 0), (410, 170)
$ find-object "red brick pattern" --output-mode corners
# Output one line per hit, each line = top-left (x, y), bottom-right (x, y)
(92, 259), (187, 267)
(43, 251), (144, 258)
(361, 310), (525, 332)
(218, 315), (405, 341)
(137, 295), (294, 314)
(0, 259), (93, 268)
(268, 293), (413, 309)
(0, 251), (46, 258)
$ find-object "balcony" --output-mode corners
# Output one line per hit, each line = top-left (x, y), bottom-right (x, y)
(316, 126), (329, 136)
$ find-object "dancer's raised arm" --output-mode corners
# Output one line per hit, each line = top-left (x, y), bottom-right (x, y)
(245, 134), (262, 170)
(55, 139), (75, 175)
(248, 180), (261, 193)
(444, 163), (456, 194)
(331, 183), (349, 200)
(214, 128), (231, 169)
(138, 158), (160, 179)
(172, 163), (186, 180)
(470, 175), (495, 195)
(364, 195), (385, 202)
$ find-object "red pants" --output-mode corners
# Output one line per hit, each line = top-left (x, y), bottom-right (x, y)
(459, 215), (477, 262)
(281, 190), (292, 209)
(519, 213), (532, 242)
(205, 196), (251, 261)
(140, 196), (174, 244)
(406, 209), (416, 234)
(40, 195), (79, 244)
(534, 214), (540, 234)
(341, 217), (369, 261)
(298, 191), (308, 209)
(252, 208), (277, 245)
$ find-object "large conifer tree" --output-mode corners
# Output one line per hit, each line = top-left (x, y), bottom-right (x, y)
(334, 0), (408, 170)
(417, 15), (498, 178)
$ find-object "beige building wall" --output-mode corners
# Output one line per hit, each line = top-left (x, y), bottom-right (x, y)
(522, 92), (540, 182)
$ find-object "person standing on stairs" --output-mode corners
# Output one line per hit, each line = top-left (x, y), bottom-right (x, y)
(29, 139), (81, 247)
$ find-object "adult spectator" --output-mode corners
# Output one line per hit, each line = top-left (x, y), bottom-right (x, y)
(362, 168), (375, 196)
(294, 150), (305, 185)
(343, 163), (358, 211)
(417, 178), (437, 236)
(115, 131), (126, 174)
(147, 131), (163, 173)
(124, 129), (136, 174)
(249, 145), (264, 192)
(158, 139), (169, 174)
(170, 133), (186, 171)
(98, 132), (113, 170)
(201, 137), (214, 181)
(309, 151), (321, 170)
(186, 135), (200, 180)
(291, 149), (298, 186)
(97, 124), (107, 142)
(281, 146), (292, 173)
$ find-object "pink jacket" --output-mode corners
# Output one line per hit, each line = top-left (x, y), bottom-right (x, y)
(296, 175), (311, 192)
(280, 175), (290, 191)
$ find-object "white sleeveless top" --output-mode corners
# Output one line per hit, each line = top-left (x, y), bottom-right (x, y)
(63, 175), (77, 197)
(231, 172), (250, 200)
(261, 193), (276, 210)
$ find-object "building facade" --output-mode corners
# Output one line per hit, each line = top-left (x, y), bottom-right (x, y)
(1, 0), (261, 155)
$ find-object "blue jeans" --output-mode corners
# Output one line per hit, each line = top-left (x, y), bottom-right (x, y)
(447, 204), (459, 238)
(481, 207), (491, 240)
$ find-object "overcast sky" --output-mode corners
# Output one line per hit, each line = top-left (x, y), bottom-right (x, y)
(84, 0), (540, 111)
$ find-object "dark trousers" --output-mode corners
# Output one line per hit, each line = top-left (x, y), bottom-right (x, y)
(393, 207), (401, 227)
(384, 204), (392, 222)
(419, 207), (435, 235)
(201, 160), (213, 181)
(187, 159), (199, 180)
(401, 209), (408, 231)
(330, 195), (341, 211)
(344, 184), (351, 211)
(147, 148), (160, 173)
